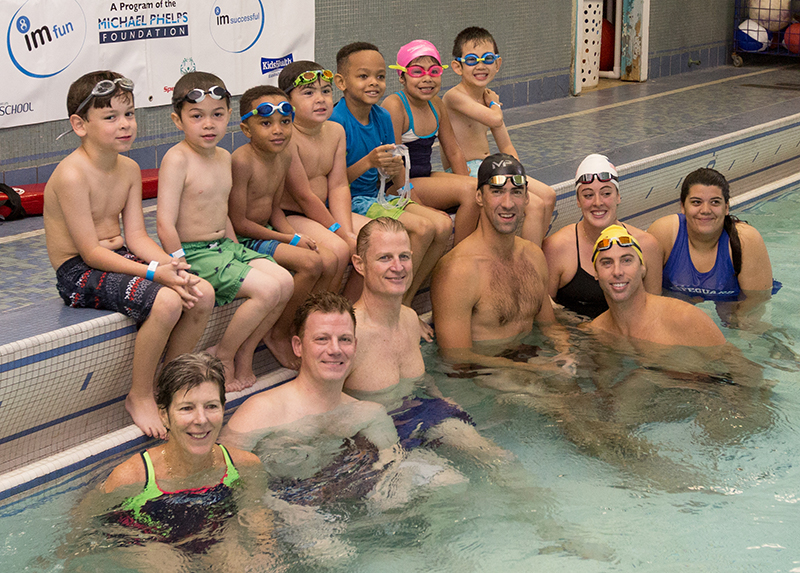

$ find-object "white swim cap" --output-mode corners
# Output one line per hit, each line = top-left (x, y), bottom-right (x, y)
(575, 153), (619, 191)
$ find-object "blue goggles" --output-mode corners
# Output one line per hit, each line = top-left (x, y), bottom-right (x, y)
(456, 52), (499, 66)
(241, 101), (295, 122)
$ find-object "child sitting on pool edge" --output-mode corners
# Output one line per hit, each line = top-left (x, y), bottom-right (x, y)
(43, 70), (215, 439)
(442, 27), (556, 245)
(229, 84), (341, 369)
(382, 39), (481, 245)
(276, 60), (369, 300)
(330, 41), (451, 309)
(156, 71), (294, 390)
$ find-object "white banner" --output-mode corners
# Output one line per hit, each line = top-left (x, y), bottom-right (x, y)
(0, 0), (315, 128)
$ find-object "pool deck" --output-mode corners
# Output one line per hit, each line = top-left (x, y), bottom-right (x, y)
(3, 61), (800, 496)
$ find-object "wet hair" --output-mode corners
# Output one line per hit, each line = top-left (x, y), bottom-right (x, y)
(155, 352), (226, 411)
(356, 217), (409, 259)
(278, 60), (325, 94)
(171, 71), (230, 115)
(680, 168), (744, 275)
(239, 85), (288, 120)
(452, 27), (499, 59)
(293, 292), (356, 339)
(336, 42), (381, 74)
(67, 70), (133, 120)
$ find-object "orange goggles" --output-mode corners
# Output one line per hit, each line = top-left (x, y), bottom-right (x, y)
(591, 235), (643, 263)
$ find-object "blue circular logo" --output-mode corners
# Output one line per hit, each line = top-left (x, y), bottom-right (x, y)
(215, 7), (220, 15)
(16, 16), (30, 34)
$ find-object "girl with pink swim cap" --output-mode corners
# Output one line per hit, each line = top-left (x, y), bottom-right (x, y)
(382, 39), (481, 245)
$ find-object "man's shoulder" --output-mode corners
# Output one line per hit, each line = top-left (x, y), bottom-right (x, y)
(228, 387), (284, 432)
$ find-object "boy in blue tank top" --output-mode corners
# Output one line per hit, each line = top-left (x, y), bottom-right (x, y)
(330, 42), (451, 310)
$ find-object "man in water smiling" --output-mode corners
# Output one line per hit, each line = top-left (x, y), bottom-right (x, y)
(220, 292), (462, 511)
(589, 225), (725, 346)
(431, 153), (567, 370)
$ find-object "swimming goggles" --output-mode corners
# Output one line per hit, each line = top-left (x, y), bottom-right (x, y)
(292, 69), (334, 89)
(241, 101), (295, 121)
(576, 172), (618, 185)
(388, 63), (448, 77)
(178, 85), (230, 104)
(75, 77), (135, 115)
(591, 235), (643, 263)
(487, 174), (526, 188)
(456, 52), (500, 66)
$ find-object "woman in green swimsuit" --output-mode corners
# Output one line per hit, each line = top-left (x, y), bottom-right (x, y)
(103, 353), (264, 550)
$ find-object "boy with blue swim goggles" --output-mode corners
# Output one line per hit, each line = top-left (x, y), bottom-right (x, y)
(241, 101), (295, 122)
(456, 52), (500, 66)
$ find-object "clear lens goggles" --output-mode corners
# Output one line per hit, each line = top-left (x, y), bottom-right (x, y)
(292, 69), (334, 89)
(457, 52), (499, 66)
(179, 85), (230, 104)
(241, 101), (295, 121)
(576, 172), (618, 185)
(487, 174), (526, 188)
(75, 77), (135, 115)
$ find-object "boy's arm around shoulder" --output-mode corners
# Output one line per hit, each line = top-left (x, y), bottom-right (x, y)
(156, 144), (191, 255)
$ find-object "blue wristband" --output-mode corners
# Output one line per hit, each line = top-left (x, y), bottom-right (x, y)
(290, 233), (301, 246)
(328, 222), (341, 233)
(489, 101), (499, 108)
(146, 260), (159, 281)
(170, 248), (185, 258)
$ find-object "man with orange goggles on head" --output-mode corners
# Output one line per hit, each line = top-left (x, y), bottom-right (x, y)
(589, 225), (725, 346)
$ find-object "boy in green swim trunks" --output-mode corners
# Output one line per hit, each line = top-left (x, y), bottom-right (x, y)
(157, 72), (294, 391)
(443, 27), (556, 245)
(230, 85), (341, 369)
(330, 42), (452, 307)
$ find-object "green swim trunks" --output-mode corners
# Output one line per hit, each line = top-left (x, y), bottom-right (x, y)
(182, 238), (275, 306)
(364, 196), (415, 220)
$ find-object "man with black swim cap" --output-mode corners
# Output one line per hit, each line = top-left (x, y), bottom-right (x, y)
(431, 153), (569, 371)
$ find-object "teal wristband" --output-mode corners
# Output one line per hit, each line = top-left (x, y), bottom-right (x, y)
(146, 260), (158, 281)
(328, 222), (341, 233)
(290, 234), (301, 246)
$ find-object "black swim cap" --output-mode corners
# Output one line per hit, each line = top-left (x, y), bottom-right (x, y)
(476, 153), (526, 189)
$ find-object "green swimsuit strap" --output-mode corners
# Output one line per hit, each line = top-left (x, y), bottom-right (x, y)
(120, 450), (162, 519)
(218, 444), (240, 486)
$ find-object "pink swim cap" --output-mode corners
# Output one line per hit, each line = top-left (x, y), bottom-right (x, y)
(395, 40), (443, 76)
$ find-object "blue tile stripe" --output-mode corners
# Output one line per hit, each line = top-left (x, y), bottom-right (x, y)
(0, 395), (126, 447)
(0, 324), (137, 374)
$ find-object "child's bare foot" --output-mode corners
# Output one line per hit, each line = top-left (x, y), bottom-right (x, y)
(231, 362), (257, 391)
(264, 331), (300, 370)
(125, 392), (166, 439)
(206, 345), (236, 389)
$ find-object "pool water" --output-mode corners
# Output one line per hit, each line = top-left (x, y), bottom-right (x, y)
(2, 191), (800, 572)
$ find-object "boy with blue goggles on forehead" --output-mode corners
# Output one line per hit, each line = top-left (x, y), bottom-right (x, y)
(229, 84), (342, 370)
(443, 27), (557, 246)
